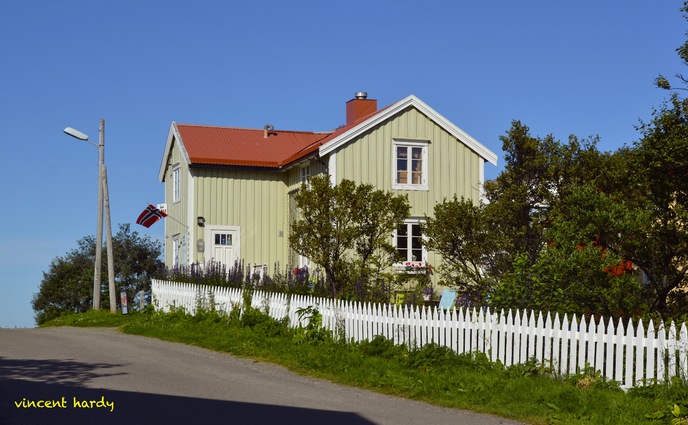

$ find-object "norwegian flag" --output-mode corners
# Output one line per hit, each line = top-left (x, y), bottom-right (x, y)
(136, 204), (167, 228)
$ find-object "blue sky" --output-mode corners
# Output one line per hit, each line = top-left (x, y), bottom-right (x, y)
(0, 1), (685, 327)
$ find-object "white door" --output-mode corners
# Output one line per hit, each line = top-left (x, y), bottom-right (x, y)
(210, 228), (239, 268)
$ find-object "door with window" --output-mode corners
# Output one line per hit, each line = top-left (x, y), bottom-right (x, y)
(209, 227), (240, 268)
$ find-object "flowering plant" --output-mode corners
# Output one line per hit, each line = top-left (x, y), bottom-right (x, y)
(399, 261), (433, 274)
(292, 265), (309, 284)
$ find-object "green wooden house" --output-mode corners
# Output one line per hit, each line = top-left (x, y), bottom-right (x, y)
(157, 92), (497, 277)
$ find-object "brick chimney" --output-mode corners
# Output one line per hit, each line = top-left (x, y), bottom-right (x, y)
(346, 92), (377, 125)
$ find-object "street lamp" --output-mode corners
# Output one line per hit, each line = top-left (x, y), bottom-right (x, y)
(63, 119), (116, 313)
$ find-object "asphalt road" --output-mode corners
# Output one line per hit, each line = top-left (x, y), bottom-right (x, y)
(0, 327), (525, 425)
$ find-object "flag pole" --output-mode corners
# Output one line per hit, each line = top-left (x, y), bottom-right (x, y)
(164, 214), (189, 229)
(151, 204), (188, 229)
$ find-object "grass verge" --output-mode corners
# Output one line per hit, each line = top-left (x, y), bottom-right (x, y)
(43, 306), (688, 425)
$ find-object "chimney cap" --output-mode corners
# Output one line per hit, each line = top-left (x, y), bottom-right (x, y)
(354, 91), (368, 100)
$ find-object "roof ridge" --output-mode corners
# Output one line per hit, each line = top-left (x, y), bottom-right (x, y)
(176, 123), (330, 135)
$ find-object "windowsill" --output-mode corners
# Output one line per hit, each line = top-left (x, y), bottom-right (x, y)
(392, 184), (429, 191)
(394, 261), (428, 274)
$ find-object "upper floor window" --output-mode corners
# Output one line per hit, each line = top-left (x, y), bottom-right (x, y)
(393, 140), (428, 190)
(300, 164), (310, 187)
(172, 164), (180, 203)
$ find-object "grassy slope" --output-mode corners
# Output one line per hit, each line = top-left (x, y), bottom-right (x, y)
(44, 309), (685, 425)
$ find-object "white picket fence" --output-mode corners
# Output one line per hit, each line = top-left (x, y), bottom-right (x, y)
(152, 279), (688, 389)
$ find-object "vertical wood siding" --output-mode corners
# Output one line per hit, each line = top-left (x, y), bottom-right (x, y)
(194, 168), (289, 268)
(164, 139), (191, 266)
(334, 107), (483, 215)
(332, 107), (485, 276)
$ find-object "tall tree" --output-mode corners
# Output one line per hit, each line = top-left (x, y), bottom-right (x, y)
(32, 237), (96, 325)
(484, 121), (605, 276)
(33, 224), (164, 324)
(108, 223), (166, 301)
(559, 98), (688, 318)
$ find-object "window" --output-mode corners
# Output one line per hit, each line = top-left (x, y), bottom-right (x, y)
(394, 221), (426, 265)
(172, 235), (180, 268)
(393, 140), (428, 190)
(214, 232), (233, 246)
(300, 164), (310, 188)
(252, 264), (268, 280)
(172, 164), (181, 203)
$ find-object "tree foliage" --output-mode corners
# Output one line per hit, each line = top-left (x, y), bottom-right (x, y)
(422, 196), (497, 306)
(455, 104), (687, 319)
(482, 121), (606, 277)
(556, 98), (688, 318)
(289, 175), (410, 299)
(109, 223), (166, 298)
(32, 223), (164, 324)
(423, 120), (652, 318)
(32, 237), (96, 325)
(490, 209), (647, 317)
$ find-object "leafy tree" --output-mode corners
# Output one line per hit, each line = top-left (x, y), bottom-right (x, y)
(32, 237), (96, 325)
(483, 121), (606, 276)
(482, 121), (558, 274)
(556, 99), (688, 319)
(422, 196), (497, 306)
(32, 224), (164, 324)
(486, 103), (687, 319)
(490, 210), (647, 318)
(107, 223), (166, 302)
(289, 175), (409, 298)
(418, 120), (609, 310)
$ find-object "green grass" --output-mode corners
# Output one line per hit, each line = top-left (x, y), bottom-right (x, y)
(43, 307), (688, 425)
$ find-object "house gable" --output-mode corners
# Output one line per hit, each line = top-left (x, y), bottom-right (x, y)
(319, 95), (497, 166)
(329, 106), (487, 215)
(158, 123), (190, 183)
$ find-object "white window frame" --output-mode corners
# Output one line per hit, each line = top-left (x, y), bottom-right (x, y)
(392, 140), (429, 191)
(172, 235), (180, 268)
(393, 219), (427, 268)
(252, 264), (268, 280)
(300, 163), (311, 188)
(172, 164), (181, 203)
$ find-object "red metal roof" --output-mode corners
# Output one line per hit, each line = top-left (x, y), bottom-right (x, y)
(160, 95), (497, 182)
(176, 125), (331, 168)
(175, 100), (392, 169)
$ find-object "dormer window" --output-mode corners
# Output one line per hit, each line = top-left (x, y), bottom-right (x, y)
(393, 140), (428, 190)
